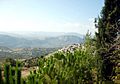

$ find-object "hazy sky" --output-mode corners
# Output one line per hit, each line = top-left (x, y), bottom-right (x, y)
(0, 0), (104, 35)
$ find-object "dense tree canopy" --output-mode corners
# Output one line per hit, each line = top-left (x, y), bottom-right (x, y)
(96, 0), (120, 81)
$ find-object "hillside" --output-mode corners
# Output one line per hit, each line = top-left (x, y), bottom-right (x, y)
(0, 33), (84, 48)
(0, 47), (58, 60)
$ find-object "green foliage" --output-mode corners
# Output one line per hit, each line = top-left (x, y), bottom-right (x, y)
(95, 0), (120, 81)
(1, 0), (120, 83)
(1, 61), (22, 84)
(22, 34), (101, 84)
(21, 79), (26, 84)
(15, 61), (21, 84)
(0, 65), (3, 84)
(1, 34), (103, 83)
(5, 58), (16, 66)
(4, 63), (10, 84)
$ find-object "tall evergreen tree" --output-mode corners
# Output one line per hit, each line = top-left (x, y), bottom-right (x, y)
(96, 0), (120, 81)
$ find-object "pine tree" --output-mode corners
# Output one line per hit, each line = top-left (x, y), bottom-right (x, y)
(0, 65), (3, 84)
(96, 0), (120, 81)
(4, 63), (10, 84)
(15, 61), (21, 84)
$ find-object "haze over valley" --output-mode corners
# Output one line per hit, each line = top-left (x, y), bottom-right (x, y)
(0, 32), (84, 60)
(0, 32), (84, 48)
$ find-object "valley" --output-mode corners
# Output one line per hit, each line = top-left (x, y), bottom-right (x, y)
(0, 32), (84, 63)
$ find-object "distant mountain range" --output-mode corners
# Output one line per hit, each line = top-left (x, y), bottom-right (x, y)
(0, 32), (84, 48)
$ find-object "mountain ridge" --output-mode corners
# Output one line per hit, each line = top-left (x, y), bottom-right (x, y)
(0, 32), (84, 48)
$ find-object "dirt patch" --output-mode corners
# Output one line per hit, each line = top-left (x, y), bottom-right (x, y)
(21, 66), (39, 78)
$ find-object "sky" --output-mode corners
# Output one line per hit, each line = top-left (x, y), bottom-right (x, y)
(0, 0), (104, 35)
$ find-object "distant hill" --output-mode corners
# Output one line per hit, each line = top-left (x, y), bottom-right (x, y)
(0, 32), (84, 48)
(44, 35), (83, 48)
(0, 46), (12, 51)
(0, 31), (84, 39)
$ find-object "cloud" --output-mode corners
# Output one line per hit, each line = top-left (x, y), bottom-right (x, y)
(0, 16), (96, 35)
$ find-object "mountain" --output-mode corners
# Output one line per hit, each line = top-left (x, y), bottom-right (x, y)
(0, 31), (84, 39)
(0, 32), (84, 48)
(44, 35), (83, 48)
